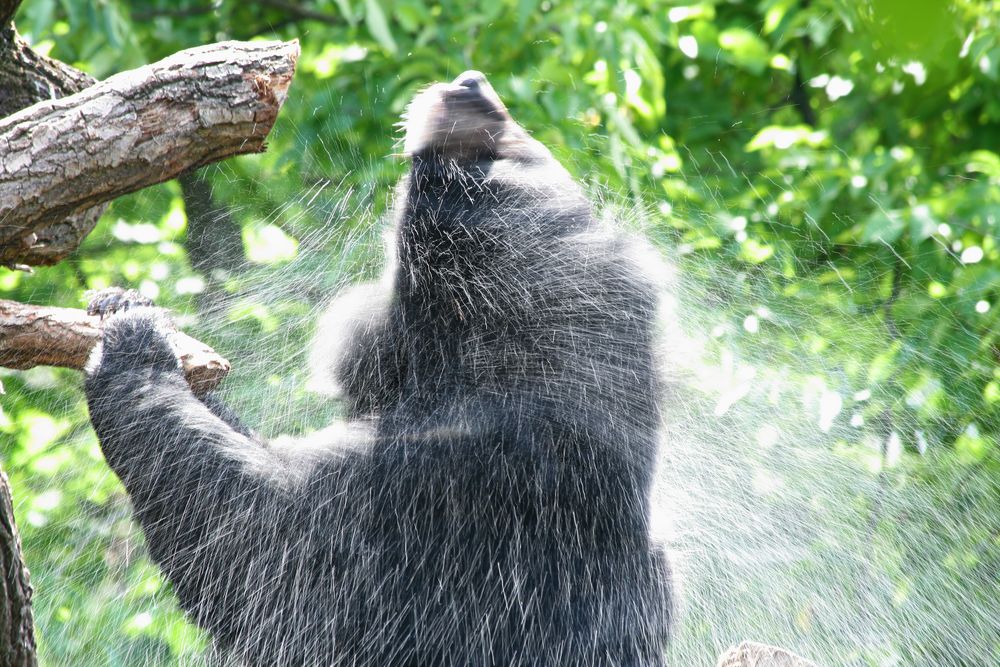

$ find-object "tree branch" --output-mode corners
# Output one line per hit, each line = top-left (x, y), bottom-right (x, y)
(0, 39), (300, 269)
(0, 26), (94, 114)
(129, 4), (218, 22)
(0, 300), (231, 393)
(178, 171), (246, 276)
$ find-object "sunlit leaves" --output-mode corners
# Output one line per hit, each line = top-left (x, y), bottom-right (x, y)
(622, 31), (666, 123)
(746, 125), (829, 152)
(739, 238), (774, 264)
(860, 209), (906, 245)
(954, 424), (991, 464)
(964, 150), (1000, 181)
(717, 27), (771, 74)
(861, 0), (962, 64)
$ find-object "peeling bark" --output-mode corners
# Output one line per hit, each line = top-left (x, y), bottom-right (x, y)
(0, 39), (299, 268)
(0, 299), (231, 394)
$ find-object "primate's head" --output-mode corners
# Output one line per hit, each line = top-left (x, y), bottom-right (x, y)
(401, 71), (549, 162)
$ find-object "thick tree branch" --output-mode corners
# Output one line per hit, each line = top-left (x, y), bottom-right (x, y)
(0, 39), (300, 268)
(0, 26), (94, 113)
(0, 300), (231, 393)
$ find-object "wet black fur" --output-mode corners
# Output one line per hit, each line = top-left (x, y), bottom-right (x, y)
(86, 96), (673, 665)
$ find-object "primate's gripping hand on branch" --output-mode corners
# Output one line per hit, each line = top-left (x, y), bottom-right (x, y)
(85, 287), (182, 376)
(86, 287), (154, 318)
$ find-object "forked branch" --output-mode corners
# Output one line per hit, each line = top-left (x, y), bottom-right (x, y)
(0, 39), (299, 268)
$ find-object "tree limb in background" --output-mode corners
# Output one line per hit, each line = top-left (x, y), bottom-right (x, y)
(0, 300), (231, 394)
(178, 171), (247, 277)
(0, 39), (300, 269)
(257, 0), (344, 26)
(0, 0), (21, 27)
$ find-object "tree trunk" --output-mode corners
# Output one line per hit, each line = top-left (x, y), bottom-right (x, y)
(179, 171), (247, 277)
(0, 468), (36, 667)
(0, 20), (103, 270)
(1, 7), (40, 663)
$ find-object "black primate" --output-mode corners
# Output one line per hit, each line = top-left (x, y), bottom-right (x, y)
(85, 72), (673, 665)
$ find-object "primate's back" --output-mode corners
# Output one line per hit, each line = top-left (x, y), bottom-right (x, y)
(85, 71), (673, 665)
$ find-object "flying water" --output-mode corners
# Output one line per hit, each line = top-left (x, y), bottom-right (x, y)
(12, 114), (999, 667)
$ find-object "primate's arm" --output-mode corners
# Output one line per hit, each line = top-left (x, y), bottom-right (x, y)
(84, 306), (317, 639)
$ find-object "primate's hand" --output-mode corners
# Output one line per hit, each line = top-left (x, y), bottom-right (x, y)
(86, 287), (155, 319)
(85, 287), (181, 375)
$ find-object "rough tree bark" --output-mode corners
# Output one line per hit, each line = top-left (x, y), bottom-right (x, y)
(0, 299), (231, 393)
(0, 470), (35, 667)
(0, 14), (102, 269)
(0, 38), (299, 268)
(2, 6), (43, 665)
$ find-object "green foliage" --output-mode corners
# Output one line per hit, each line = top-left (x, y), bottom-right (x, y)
(2, 0), (999, 664)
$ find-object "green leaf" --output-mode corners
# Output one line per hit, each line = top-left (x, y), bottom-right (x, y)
(964, 150), (1000, 179)
(954, 425), (991, 464)
(332, 0), (357, 25)
(740, 238), (774, 263)
(242, 225), (298, 265)
(868, 342), (901, 383)
(908, 204), (938, 245)
(718, 27), (771, 74)
(861, 209), (906, 244)
(394, 0), (429, 33)
(365, 0), (398, 54)
(517, 0), (541, 28)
